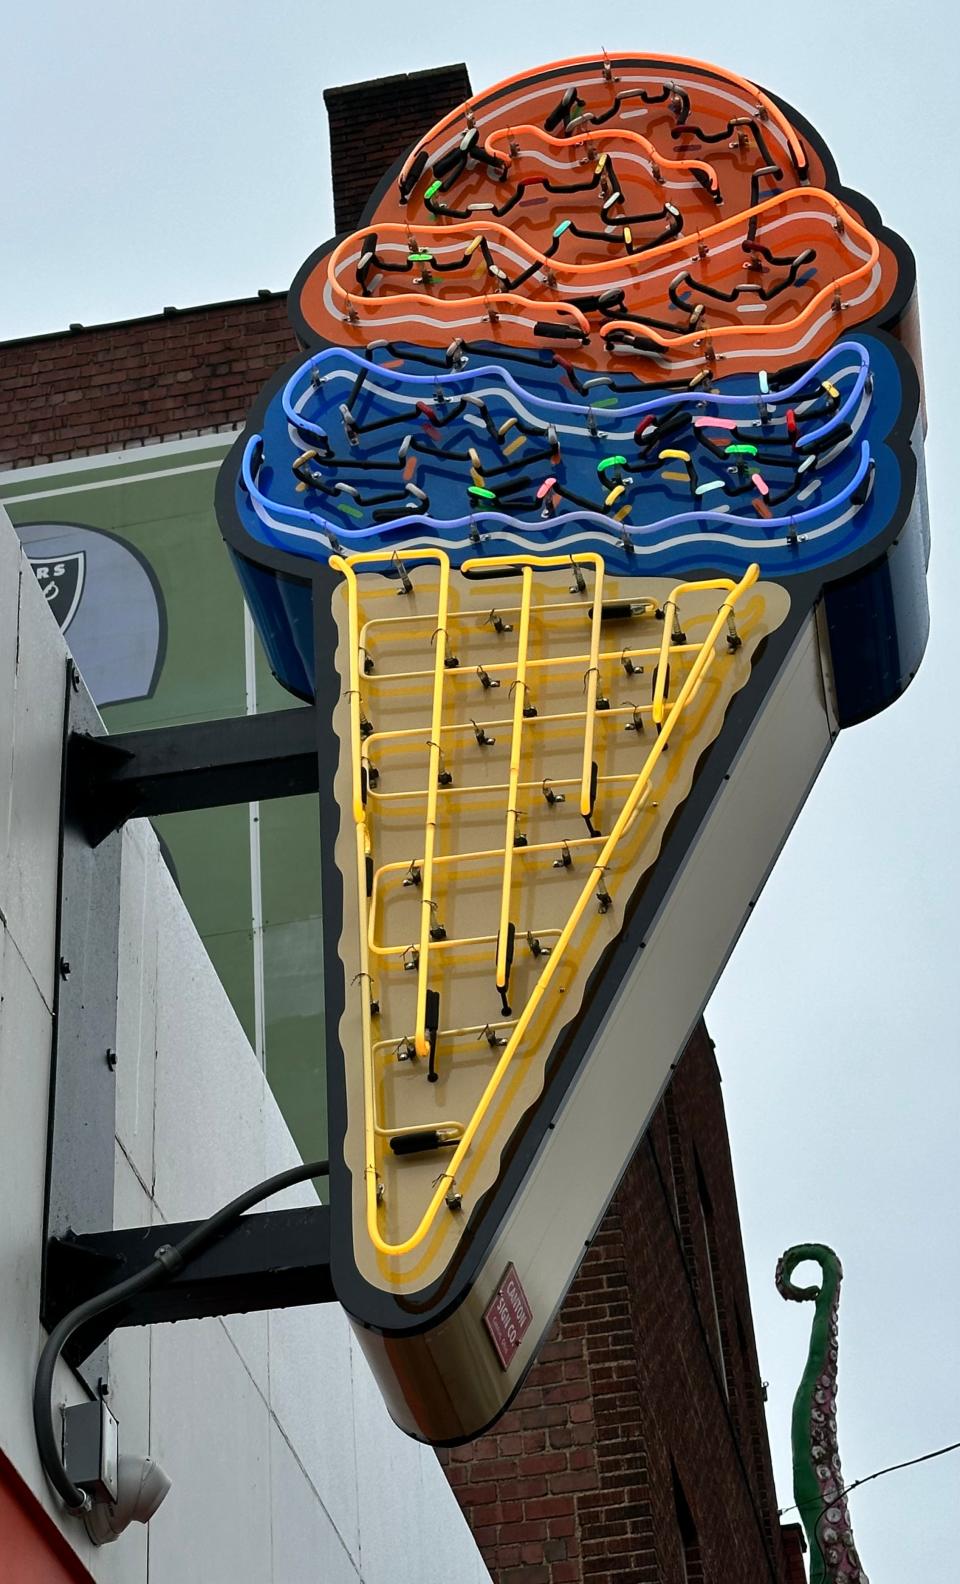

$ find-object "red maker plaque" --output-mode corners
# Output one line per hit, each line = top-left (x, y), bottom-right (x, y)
(483, 1264), (533, 1370)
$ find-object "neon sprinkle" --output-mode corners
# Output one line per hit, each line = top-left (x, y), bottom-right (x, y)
(726, 443), (759, 457)
(752, 472), (770, 497)
(598, 455), (627, 472)
(537, 477), (557, 499)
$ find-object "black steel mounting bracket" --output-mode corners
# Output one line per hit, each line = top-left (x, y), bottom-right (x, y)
(42, 661), (335, 1385)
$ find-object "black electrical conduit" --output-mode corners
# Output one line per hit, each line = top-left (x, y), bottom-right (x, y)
(34, 1159), (330, 1513)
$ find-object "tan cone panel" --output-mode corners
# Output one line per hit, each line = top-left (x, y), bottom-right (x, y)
(328, 551), (790, 1292)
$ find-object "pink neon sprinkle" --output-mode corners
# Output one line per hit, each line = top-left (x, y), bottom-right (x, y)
(537, 476), (558, 500)
(751, 472), (769, 497)
(693, 416), (738, 430)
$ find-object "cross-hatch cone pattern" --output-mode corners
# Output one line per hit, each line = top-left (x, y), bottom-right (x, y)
(218, 53), (928, 1444)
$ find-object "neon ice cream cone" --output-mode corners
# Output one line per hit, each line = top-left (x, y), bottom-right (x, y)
(218, 53), (928, 1443)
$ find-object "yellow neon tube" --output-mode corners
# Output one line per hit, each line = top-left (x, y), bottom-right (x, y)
(336, 551), (758, 1258)
(362, 699), (661, 753)
(580, 561), (605, 817)
(496, 564), (534, 991)
(360, 561), (759, 1258)
(652, 575), (738, 726)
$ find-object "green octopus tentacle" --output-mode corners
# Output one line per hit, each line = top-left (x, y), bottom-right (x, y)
(776, 1244), (868, 1584)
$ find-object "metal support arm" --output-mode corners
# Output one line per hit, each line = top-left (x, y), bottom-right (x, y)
(68, 705), (321, 847)
(44, 666), (335, 1396)
(44, 1206), (335, 1367)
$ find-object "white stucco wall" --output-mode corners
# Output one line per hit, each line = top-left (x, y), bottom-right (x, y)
(0, 503), (489, 1584)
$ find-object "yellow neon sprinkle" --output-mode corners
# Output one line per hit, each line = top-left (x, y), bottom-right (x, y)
(615, 504), (632, 522)
(498, 417), (518, 436)
(503, 435), (525, 457)
(822, 380), (840, 399)
(659, 448), (691, 463)
(471, 468), (485, 487)
(595, 154), (608, 174)
(662, 470), (689, 483)
(604, 484), (625, 507)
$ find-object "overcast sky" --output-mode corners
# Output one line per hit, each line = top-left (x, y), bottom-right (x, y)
(6, 3), (958, 1576)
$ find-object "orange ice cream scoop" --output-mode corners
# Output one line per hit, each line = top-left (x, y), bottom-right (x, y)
(294, 52), (904, 380)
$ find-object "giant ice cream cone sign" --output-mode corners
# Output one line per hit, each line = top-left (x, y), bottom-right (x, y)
(217, 53), (929, 1443)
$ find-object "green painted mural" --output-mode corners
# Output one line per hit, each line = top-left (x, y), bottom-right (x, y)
(1, 438), (328, 1160)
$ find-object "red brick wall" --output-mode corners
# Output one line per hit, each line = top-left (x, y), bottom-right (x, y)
(0, 297), (296, 469)
(438, 1026), (791, 1584)
(781, 1524), (810, 1584)
(0, 63), (801, 1584)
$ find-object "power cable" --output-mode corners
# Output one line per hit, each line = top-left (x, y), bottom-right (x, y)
(34, 1158), (330, 1513)
(778, 1439), (960, 1519)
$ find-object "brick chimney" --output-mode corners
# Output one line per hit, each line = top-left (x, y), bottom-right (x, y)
(323, 64), (472, 233)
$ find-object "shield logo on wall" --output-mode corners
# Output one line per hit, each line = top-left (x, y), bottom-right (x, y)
(27, 551), (86, 634)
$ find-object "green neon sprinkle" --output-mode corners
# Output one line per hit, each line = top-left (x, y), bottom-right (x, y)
(597, 455), (627, 472)
(553, 220), (572, 238)
(726, 443), (758, 457)
(468, 486), (497, 501)
(408, 251), (434, 263)
(424, 179), (443, 200)
(338, 502), (364, 519)
(593, 396), (619, 409)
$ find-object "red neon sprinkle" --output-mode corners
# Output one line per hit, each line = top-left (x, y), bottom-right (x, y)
(786, 408), (798, 440)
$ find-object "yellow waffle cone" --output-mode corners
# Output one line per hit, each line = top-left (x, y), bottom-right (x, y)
(328, 550), (786, 1278)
